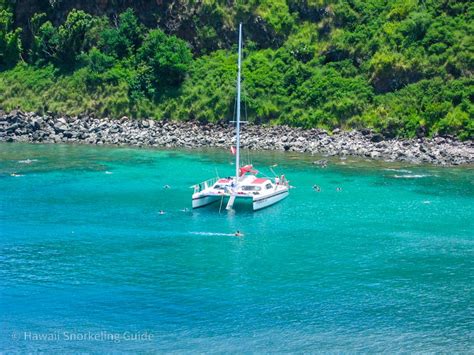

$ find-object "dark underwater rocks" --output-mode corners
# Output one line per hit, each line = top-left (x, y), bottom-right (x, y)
(0, 111), (472, 166)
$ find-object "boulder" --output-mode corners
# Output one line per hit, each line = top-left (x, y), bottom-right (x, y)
(6, 123), (19, 133)
(54, 122), (68, 132)
(57, 117), (67, 125)
(370, 133), (384, 143)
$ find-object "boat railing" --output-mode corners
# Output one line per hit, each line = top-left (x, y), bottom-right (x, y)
(192, 177), (220, 193)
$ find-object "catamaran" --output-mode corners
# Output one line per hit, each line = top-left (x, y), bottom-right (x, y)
(191, 23), (290, 211)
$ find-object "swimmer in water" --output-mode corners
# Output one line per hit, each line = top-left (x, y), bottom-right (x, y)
(180, 208), (189, 212)
(234, 230), (244, 237)
(159, 210), (166, 215)
(336, 187), (342, 192)
(312, 185), (321, 192)
(163, 184), (171, 189)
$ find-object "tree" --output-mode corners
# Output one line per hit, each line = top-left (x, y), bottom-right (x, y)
(0, 9), (22, 69)
(99, 8), (144, 59)
(30, 14), (58, 65)
(137, 29), (192, 90)
(56, 10), (106, 66)
(30, 10), (106, 67)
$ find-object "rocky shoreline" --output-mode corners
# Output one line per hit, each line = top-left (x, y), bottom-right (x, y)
(1, 110), (473, 165)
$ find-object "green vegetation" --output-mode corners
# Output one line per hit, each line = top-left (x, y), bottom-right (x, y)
(0, 1), (472, 139)
(0, 7), (22, 69)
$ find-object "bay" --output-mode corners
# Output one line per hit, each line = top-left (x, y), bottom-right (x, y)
(0, 143), (473, 352)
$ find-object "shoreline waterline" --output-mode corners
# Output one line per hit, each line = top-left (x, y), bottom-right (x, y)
(1, 110), (472, 166)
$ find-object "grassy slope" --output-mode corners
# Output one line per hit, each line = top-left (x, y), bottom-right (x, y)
(0, 0), (473, 139)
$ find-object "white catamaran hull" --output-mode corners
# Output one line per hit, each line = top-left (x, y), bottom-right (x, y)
(193, 188), (288, 211)
(253, 190), (289, 210)
(192, 194), (221, 209)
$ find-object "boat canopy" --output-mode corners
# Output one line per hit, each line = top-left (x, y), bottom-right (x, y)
(251, 178), (268, 184)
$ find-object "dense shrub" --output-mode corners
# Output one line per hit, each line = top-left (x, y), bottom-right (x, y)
(0, 9), (22, 69)
(30, 10), (107, 67)
(0, 2), (473, 139)
(137, 29), (192, 88)
(99, 9), (144, 59)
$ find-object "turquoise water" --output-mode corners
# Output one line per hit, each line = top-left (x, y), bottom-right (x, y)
(1, 143), (473, 352)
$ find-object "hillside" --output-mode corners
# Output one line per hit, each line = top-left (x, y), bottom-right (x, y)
(0, 0), (473, 139)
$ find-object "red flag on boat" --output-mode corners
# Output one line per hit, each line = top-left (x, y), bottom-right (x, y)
(239, 164), (259, 176)
(230, 146), (236, 155)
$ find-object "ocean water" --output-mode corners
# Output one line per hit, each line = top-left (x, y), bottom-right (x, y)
(0, 143), (473, 352)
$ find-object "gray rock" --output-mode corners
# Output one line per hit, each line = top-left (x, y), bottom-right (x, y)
(0, 111), (472, 166)
(54, 122), (68, 132)
(370, 133), (384, 143)
(6, 123), (19, 132)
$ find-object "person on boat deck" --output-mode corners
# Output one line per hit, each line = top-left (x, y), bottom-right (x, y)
(275, 176), (280, 185)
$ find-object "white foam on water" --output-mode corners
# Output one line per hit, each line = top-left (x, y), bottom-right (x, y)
(105, 171), (113, 174)
(18, 159), (38, 164)
(190, 232), (236, 237)
(384, 168), (412, 173)
(393, 174), (430, 179)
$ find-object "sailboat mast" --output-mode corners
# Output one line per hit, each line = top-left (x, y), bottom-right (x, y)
(235, 23), (242, 179)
